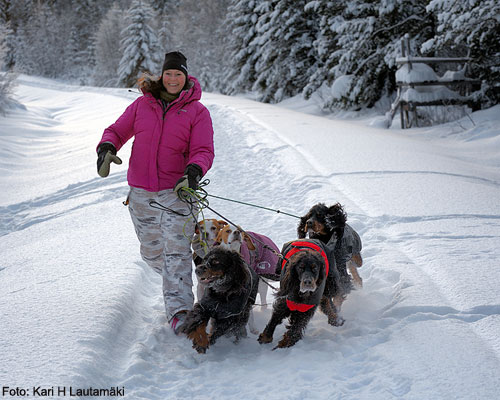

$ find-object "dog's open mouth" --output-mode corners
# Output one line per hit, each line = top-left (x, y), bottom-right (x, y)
(299, 281), (318, 293)
(199, 275), (216, 283)
(306, 227), (324, 238)
(196, 269), (224, 285)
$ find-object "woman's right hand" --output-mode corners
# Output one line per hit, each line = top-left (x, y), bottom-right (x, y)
(97, 143), (122, 177)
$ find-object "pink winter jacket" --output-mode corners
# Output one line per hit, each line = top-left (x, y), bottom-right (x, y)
(98, 76), (214, 192)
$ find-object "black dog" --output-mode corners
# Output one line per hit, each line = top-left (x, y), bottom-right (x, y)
(181, 247), (258, 353)
(298, 202), (363, 295)
(258, 240), (343, 349)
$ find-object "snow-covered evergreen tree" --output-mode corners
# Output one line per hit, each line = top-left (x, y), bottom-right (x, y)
(197, 0), (233, 92)
(326, 0), (433, 110)
(118, 0), (162, 87)
(164, 0), (230, 92)
(0, 20), (15, 113)
(423, 0), (500, 108)
(0, 0), (14, 69)
(250, 0), (280, 99)
(302, 0), (345, 98)
(65, 0), (102, 82)
(150, 0), (177, 52)
(93, 4), (126, 87)
(223, 0), (262, 95)
(252, 0), (317, 103)
(13, 2), (68, 78)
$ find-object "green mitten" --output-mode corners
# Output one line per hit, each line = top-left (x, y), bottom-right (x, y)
(97, 143), (122, 177)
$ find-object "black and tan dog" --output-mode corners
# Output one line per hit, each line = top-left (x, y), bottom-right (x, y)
(298, 202), (363, 293)
(181, 247), (259, 353)
(258, 240), (344, 349)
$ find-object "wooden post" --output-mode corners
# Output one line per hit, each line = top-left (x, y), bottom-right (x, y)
(404, 34), (412, 71)
(400, 103), (404, 128)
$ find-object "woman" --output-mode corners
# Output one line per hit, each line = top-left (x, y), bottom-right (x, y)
(96, 51), (215, 334)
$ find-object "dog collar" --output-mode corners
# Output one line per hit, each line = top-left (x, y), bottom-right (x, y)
(286, 299), (315, 312)
(281, 240), (329, 276)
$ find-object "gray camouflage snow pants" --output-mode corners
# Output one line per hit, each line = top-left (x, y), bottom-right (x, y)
(127, 186), (196, 321)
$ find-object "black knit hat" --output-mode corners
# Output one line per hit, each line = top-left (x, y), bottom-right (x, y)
(162, 51), (188, 76)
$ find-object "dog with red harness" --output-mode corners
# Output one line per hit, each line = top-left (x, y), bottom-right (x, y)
(258, 239), (343, 349)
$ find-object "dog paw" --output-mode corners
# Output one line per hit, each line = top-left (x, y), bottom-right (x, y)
(258, 332), (273, 344)
(275, 333), (295, 349)
(328, 316), (345, 327)
(187, 324), (209, 353)
(193, 344), (208, 354)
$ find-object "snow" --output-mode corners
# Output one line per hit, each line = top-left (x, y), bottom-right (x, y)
(330, 74), (354, 100)
(395, 63), (469, 103)
(395, 63), (439, 83)
(1, 75), (500, 399)
(401, 86), (462, 102)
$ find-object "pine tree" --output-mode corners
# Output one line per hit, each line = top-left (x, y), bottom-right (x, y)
(0, 0), (14, 69)
(423, 0), (500, 108)
(65, 0), (102, 82)
(302, 1), (345, 99)
(93, 4), (126, 87)
(0, 20), (15, 113)
(253, 0), (317, 103)
(250, 0), (280, 99)
(150, 0), (177, 51)
(223, 0), (262, 95)
(118, 0), (162, 87)
(13, 2), (67, 78)
(166, 0), (230, 92)
(327, 0), (433, 110)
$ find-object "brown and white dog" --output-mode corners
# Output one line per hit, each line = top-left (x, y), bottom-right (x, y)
(191, 219), (228, 300)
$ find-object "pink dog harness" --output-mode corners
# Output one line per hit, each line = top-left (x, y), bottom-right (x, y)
(239, 232), (279, 275)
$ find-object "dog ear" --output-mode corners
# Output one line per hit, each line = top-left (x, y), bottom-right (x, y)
(242, 233), (256, 250)
(279, 258), (298, 295)
(326, 203), (346, 230)
(297, 213), (309, 239)
(217, 220), (228, 228)
(215, 228), (225, 244)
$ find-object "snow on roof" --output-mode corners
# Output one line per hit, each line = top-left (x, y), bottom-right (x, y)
(396, 63), (438, 83)
(401, 85), (463, 102)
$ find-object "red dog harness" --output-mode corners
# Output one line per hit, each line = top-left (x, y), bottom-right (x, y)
(281, 241), (330, 312)
(286, 299), (315, 312)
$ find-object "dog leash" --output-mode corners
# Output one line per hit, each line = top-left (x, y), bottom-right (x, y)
(192, 179), (301, 219)
(177, 185), (287, 260)
(206, 193), (301, 219)
(150, 184), (292, 267)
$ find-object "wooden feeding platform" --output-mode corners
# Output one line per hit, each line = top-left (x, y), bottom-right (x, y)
(387, 36), (481, 128)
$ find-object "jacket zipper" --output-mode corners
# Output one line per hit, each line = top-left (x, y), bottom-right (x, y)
(161, 90), (188, 120)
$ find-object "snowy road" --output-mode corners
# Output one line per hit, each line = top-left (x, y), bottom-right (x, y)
(1, 76), (499, 399)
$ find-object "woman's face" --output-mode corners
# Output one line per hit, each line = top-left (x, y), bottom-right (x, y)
(162, 69), (186, 94)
